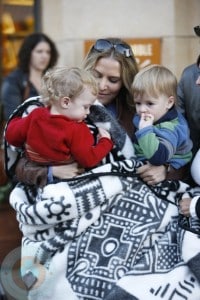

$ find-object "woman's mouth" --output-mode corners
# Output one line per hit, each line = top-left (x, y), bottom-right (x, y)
(98, 93), (109, 97)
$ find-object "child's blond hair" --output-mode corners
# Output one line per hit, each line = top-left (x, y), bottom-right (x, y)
(41, 66), (99, 105)
(131, 64), (177, 104)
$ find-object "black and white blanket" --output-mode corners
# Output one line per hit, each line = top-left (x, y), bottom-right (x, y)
(9, 162), (200, 300)
(5, 98), (200, 300)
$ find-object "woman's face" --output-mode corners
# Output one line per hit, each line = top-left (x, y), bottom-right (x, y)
(92, 57), (123, 105)
(30, 41), (51, 72)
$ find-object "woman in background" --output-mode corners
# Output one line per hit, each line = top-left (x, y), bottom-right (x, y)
(1, 32), (59, 121)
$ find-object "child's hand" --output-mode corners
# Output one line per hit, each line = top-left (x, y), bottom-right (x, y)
(98, 127), (111, 140)
(179, 197), (192, 217)
(139, 113), (154, 129)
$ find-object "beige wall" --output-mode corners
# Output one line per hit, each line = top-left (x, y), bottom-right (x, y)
(41, 0), (200, 79)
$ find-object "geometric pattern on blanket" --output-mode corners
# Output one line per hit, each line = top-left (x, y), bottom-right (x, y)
(9, 158), (200, 299)
(65, 179), (199, 299)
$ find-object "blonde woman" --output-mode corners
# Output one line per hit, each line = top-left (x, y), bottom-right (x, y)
(14, 39), (189, 185)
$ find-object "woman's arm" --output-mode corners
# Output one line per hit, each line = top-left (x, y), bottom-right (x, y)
(15, 157), (84, 187)
(15, 157), (48, 187)
(136, 162), (190, 185)
(52, 163), (85, 179)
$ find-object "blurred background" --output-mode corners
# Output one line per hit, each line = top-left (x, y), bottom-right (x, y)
(1, 0), (200, 82)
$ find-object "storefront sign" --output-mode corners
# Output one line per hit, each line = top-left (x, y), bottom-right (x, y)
(84, 38), (161, 69)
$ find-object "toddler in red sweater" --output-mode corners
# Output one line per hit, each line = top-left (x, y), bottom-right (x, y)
(6, 66), (113, 168)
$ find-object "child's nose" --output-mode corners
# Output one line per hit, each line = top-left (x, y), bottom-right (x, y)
(139, 105), (148, 113)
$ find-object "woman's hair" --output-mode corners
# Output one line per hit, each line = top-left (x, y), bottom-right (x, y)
(41, 66), (98, 105)
(197, 54), (200, 67)
(18, 32), (59, 73)
(132, 64), (178, 104)
(82, 38), (139, 136)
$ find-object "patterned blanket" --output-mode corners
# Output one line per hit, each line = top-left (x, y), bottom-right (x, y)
(8, 160), (200, 300)
(4, 98), (200, 299)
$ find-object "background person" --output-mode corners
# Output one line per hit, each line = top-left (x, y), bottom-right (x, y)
(177, 25), (200, 157)
(1, 32), (59, 121)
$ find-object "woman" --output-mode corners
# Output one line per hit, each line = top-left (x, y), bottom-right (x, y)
(4, 38), (200, 300)
(82, 39), (190, 184)
(83, 38), (137, 138)
(14, 37), (139, 186)
(1, 32), (59, 121)
(14, 38), (185, 186)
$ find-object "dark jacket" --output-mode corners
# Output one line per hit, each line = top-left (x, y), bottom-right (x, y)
(177, 60), (200, 156)
(196, 198), (200, 218)
(1, 68), (39, 121)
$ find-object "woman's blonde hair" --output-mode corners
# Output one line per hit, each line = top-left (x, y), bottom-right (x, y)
(82, 38), (139, 136)
(132, 64), (177, 104)
(41, 66), (98, 105)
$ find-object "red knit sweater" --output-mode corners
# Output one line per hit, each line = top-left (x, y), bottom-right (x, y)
(6, 107), (113, 167)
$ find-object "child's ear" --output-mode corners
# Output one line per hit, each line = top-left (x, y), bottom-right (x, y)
(61, 97), (70, 108)
(167, 96), (175, 109)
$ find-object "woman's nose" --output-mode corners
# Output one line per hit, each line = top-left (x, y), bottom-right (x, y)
(99, 78), (108, 90)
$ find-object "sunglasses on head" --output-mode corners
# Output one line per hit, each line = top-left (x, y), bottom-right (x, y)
(92, 39), (133, 57)
(194, 25), (200, 37)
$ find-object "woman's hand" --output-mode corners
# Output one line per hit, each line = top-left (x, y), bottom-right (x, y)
(15, 157), (85, 187)
(52, 162), (85, 179)
(179, 197), (192, 217)
(136, 162), (166, 185)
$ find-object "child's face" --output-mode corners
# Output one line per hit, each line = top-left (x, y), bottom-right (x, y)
(66, 86), (96, 122)
(134, 92), (174, 123)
